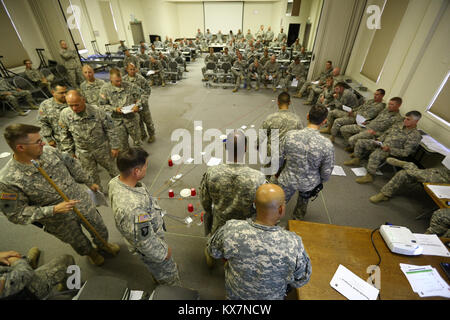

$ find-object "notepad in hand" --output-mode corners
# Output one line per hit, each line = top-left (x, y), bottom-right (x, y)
(342, 105), (352, 112)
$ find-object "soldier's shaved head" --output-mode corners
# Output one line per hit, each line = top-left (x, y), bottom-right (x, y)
(66, 90), (86, 113)
(255, 184), (286, 224)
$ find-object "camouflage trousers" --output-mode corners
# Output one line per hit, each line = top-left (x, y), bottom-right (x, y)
(43, 207), (109, 256)
(246, 74), (261, 89)
(306, 84), (324, 103)
(426, 208), (450, 238)
(327, 109), (349, 133)
(340, 125), (374, 147)
(381, 164), (448, 197)
(0, 91), (34, 109)
(66, 68), (84, 88)
(263, 73), (281, 87)
(139, 102), (155, 138)
(27, 254), (75, 299)
(232, 70), (245, 89)
(76, 144), (119, 189)
(354, 139), (389, 174)
(113, 115), (142, 152)
(285, 75), (305, 90)
(149, 72), (165, 84)
(298, 80), (315, 95)
(139, 247), (181, 286)
(275, 177), (310, 220)
(331, 116), (356, 137)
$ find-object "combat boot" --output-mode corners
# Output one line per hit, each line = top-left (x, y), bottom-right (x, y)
(320, 126), (331, 134)
(27, 247), (41, 269)
(255, 86), (259, 91)
(232, 87), (238, 93)
(87, 249), (105, 266)
(303, 101), (313, 105)
(293, 91), (302, 98)
(386, 157), (408, 168)
(147, 136), (155, 143)
(247, 86), (251, 91)
(204, 247), (215, 269)
(370, 193), (390, 203)
(273, 87), (277, 92)
(98, 242), (120, 256)
(162, 82), (166, 87)
(329, 135), (335, 143)
(343, 157), (360, 166)
(356, 173), (373, 184)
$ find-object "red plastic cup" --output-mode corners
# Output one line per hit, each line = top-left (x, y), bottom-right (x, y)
(191, 188), (196, 196)
(168, 189), (174, 198)
(188, 203), (194, 212)
(168, 159), (173, 167)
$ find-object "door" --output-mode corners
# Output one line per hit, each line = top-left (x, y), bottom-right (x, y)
(130, 22), (145, 45)
(287, 23), (300, 47)
(303, 23), (312, 49)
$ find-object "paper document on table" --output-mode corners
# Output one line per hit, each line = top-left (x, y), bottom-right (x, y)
(427, 184), (450, 199)
(400, 264), (450, 298)
(356, 114), (366, 127)
(330, 265), (379, 300)
(291, 79), (298, 87)
(121, 104), (135, 114)
(342, 105), (352, 112)
(442, 153), (450, 170)
(412, 234), (450, 257)
(146, 70), (155, 76)
(421, 135), (450, 156)
(332, 166), (346, 176)
(312, 80), (319, 85)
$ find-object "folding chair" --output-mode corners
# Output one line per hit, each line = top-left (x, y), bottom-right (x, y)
(54, 65), (72, 87)
(167, 61), (180, 82)
(13, 75), (49, 99)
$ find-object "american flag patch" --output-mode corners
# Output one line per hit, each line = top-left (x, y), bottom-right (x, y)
(138, 214), (150, 223)
(1, 193), (17, 200)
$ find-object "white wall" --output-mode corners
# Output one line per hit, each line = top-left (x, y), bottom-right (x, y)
(243, 2), (273, 34)
(177, 2), (204, 38)
(346, 0), (450, 147)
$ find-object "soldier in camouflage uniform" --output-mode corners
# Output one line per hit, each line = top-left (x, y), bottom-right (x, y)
(265, 26), (274, 45)
(315, 76), (335, 108)
(123, 49), (140, 71)
(340, 97), (404, 150)
(0, 78), (38, 116)
(369, 157), (450, 203)
(292, 39), (302, 52)
(259, 50), (270, 69)
(59, 40), (83, 88)
(260, 92), (303, 164)
(322, 89), (386, 141)
(231, 53), (247, 92)
(23, 59), (53, 93)
(344, 111), (422, 184)
(283, 56), (306, 92)
(207, 183), (312, 300)
(276, 28), (287, 43)
(275, 106), (334, 220)
(247, 59), (264, 90)
(278, 46), (290, 60)
(59, 90), (120, 191)
(319, 83), (358, 142)
(99, 68), (143, 152)
(0, 124), (119, 266)
(148, 57), (166, 87)
(245, 29), (254, 41)
(0, 248), (75, 299)
(294, 60), (333, 98)
(202, 48), (219, 81)
(200, 130), (267, 238)
(123, 63), (155, 143)
(117, 40), (128, 53)
(263, 55), (281, 92)
(109, 148), (181, 286)
(425, 208), (450, 238)
(37, 82), (68, 149)
(137, 46), (150, 64)
(80, 65), (105, 106)
(304, 68), (342, 105)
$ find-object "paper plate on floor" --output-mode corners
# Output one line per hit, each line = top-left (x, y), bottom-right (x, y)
(180, 189), (191, 197)
(171, 154), (181, 161)
(0, 152), (11, 159)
